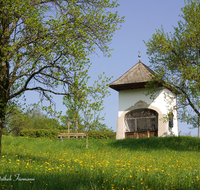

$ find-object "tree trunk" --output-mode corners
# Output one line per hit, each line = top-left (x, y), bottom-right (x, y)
(0, 2), (10, 155)
(86, 132), (88, 148)
(198, 117), (199, 138)
(0, 110), (6, 156)
(0, 93), (7, 156)
(0, 126), (2, 156)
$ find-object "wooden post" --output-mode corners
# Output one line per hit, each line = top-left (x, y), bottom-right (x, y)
(86, 132), (88, 148)
(76, 118), (78, 139)
(86, 122), (88, 148)
(68, 120), (70, 139)
(76, 119), (78, 131)
(136, 132), (139, 139)
(147, 131), (150, 138)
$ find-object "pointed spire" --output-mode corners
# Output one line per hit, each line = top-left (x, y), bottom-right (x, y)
(138, 51), (141, 62)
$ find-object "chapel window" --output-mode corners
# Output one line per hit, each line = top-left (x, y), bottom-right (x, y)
(168, 112), (174, 128)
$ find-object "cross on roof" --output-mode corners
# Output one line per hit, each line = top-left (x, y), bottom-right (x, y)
(138, 51), (141, 62)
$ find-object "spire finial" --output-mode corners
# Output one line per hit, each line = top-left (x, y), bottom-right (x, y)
(138, 51), (141, 62)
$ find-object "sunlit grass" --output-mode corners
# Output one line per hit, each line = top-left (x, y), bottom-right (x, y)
(0, 135), (199, 190)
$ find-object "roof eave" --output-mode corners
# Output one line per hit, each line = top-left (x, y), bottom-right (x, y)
(109, 82), (148, 91)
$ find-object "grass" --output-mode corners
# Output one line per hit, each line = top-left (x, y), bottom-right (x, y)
(0, 135), (199, 190)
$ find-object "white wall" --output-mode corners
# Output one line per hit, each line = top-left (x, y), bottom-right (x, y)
(118, 87), (178, 136)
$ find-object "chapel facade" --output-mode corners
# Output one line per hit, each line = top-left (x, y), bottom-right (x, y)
(109, 58), (179, 139)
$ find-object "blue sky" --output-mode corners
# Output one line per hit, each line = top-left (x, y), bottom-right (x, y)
(24, 0), (198, 136)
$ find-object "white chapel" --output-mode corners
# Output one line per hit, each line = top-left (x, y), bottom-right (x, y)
(109, 56), (179, 139)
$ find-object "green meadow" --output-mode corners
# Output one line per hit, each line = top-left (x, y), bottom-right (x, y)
(0, 136), (199, 190)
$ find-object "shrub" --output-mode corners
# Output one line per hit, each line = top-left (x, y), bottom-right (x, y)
(88, 131), (115, 139)
(19, 129), (116, 139)
(19, 129), (68, 139)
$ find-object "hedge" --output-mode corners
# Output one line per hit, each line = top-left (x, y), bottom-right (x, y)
(88, 131), (116, 139)
(19, 129), (116, 139)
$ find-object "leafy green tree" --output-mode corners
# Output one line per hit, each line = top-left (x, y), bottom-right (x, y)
(5, 106), (25, 136)
(3, 100), (26, 135)
(0, 0), (124, 154)
(82, 73), (112, 129)
(5, 105), (62, 136)
(63, 69), (113, 133)
(80, 72), (112, 147)
(144, 0), (200, 130)
(62, 71), (86, 132)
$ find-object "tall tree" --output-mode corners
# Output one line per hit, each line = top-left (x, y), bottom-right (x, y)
(0, 0), (124, 155)
(82, 72), (112, 147)
(144, 0), (200, 131)
(82, 73), (112, 132)
(62, 68), (113, 132)
(62, 70), (86, 131)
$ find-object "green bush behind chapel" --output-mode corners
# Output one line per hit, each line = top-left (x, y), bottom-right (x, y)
(3, 105), (115, 139)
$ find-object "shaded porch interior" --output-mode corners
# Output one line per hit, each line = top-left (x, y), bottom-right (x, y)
(125, 109), (158, 139)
